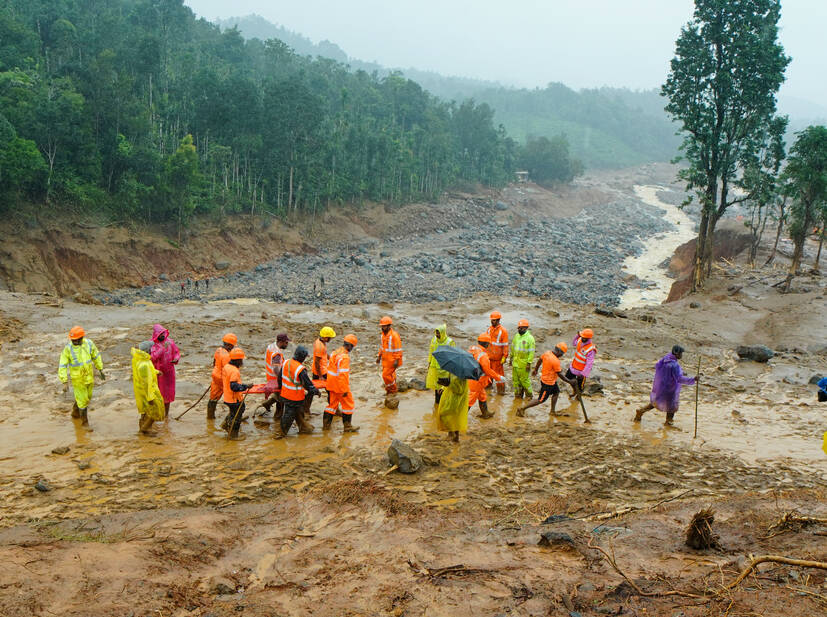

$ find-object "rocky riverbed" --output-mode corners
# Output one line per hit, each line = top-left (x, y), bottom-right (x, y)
(100, 188), (680, 307)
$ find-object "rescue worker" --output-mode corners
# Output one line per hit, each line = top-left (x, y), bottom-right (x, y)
(58, 326), (104, 429)
(566, 328), (597, 396)
(222, 348), (252, 438)
(635, 345), (699, 425)
(207, 333), (236, 420)
(261, 333), (289, 418)
(469, 333), (505, 419)
(132, 340), (165, 434)
(487, 311), (509, 394)
(426, 324), (454, 404)
(313, 327), (336, 380)
(324, 334), (360, 432)
(150, 324), (180, 418)
(519, 342), (572, 416)
(276, 346), (320, 438)
(510, 319), (536, 399)
(376, 316), (403, 394)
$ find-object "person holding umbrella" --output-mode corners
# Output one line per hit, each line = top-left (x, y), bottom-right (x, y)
(431, 342), (484, 442)
(426, 324), (455, 405)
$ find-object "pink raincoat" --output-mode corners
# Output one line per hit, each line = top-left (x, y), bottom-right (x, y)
(649, 353), (695, 413)
(151, 324), (180, 403)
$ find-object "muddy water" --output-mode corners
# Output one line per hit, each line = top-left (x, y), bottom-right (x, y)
(618, 185), (695, 308)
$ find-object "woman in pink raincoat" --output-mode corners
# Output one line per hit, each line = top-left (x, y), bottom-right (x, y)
(151, 324), (180, 417)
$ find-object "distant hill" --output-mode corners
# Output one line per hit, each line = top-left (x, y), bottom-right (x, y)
(218, 14), (681, 169)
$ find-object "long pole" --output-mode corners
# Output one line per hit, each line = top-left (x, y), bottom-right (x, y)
(174, 386), (210, 421)
(693, 356), (701, 439)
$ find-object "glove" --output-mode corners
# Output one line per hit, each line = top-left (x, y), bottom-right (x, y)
(243, 384), (254, 390)
(62, 382), (69, 392)
(99, 369), (106, 381)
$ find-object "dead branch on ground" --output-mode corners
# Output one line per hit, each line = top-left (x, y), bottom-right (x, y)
(765, 511), (827, 538)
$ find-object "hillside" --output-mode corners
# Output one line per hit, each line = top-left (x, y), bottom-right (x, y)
(220, 14), (681, 168)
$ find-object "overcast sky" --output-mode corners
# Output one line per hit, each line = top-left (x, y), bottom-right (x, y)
(184, 0), (826, 109)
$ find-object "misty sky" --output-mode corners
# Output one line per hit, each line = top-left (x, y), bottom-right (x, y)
(184, 0), (826, 109)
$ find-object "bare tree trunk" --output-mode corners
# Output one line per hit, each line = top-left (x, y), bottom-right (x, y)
(765, 200), (787, 266)
(814, 228), (825, 272)
(692, 213), (710, 292)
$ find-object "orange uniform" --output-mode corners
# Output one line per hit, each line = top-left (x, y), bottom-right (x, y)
(325, 346), (355, 415)
(313, 339), (329, 378)
(468, 345), (502, 407)
(378, 329), (403, 393)
(539, 351), (562, 385)
(211, 347), (230, 400)
(222, 363), (243, 404)
(487, 324), (508, 391)
(265, 343), (284, 382)
(281, 358), (309, 402)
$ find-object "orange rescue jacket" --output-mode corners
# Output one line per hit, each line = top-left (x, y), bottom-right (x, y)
(327, 347), (351, 394)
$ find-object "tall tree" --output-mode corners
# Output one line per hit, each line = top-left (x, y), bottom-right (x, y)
(662, 0), (789, 290)
(781, 126), (827, 291)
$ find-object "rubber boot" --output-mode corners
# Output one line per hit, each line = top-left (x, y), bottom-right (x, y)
(297, 408), (315, 434)
(434, 389), (443, 405)
(71, 402), (81, 418)
(342, 415), (360, 432)
(164, 402), (170, 420)
(79, 408), (92, 429)
(496, 382), (506, 395)
(478, 401), (494, 419)
(219, 413), (229, 431)
(322, 412), (334, 431)
(206, 400), (217, 420)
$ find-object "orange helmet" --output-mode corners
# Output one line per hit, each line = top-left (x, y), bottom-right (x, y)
(379, 316), (393, 326)
(518, 319), (529, 328)
(477, 332), (492, 343)
(490, 311), (502, 320)
(222, 333), (238, 345)
(344, 334), (358, 346)
(555, 342), (568, 353)
(68, 326), (85, 340)
(229, 348), (246, 360)
(579, 328), (594, 340)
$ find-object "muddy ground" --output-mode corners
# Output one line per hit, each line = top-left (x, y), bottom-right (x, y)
(1, 164), (827, 616)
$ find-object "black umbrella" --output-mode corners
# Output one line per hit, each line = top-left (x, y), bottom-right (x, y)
(432, 345), (483, 380)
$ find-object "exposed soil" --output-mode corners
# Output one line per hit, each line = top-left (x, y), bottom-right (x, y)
(1, 162), (826, 616)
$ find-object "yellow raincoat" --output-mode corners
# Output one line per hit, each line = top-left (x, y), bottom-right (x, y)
(426, 324), (454, 390)
(58, 338), (103, 408)
(822, 431), (827, 457)
(131, 347), (165, 421)
(437, 374), (470, 433)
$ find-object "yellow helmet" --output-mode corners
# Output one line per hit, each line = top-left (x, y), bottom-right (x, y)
(319, 326), (336, 338)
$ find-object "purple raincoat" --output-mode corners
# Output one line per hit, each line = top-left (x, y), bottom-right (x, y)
(151, 324), (180, 403)
(649, 353), (695, 413)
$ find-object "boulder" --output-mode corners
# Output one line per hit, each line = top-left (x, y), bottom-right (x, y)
(210, 577), (236, 595)
(538, 531), (575, 548)
(584, 377), (604, 396)
(34, 480), (51, 492)
(387, 439), (423, 474)
(736, 345), (774, 363)
(495, 201), (508, 211)
(215, 261), (231, 270)
(408, 377), (427, 391)
(51, 446), (70, 455)
(809, 375), (823, 385)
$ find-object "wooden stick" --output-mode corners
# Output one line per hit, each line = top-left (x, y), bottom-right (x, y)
(694, 356), (701, 439)
(174, 386), (210, 420)
(726, 555), (827, 590)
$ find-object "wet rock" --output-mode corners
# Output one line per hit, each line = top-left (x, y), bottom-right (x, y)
(495, 201), (508, 211)
(51, 446), (70, 455)
(638, 314), (657, 323)
(76, 460), (91, 470)
(210, 577), (236, 595)
(594, 307), (627, 318)
(159, 273), (169, 281)
(396, 379), (411, 393)
(408, 377), (427, 391)
(215, 261), (231, 270)
(689, 301), (701, 308)
(584, 377), (604, 396)
(387, 439), (423, 474)
(384, 396), (400, 410)
(736, 345), (774, 363)
(809, 375), (823, 385)
(538, 530), (575, 548)
(34, 480), (51, 492)
(541, 514), (572, 525)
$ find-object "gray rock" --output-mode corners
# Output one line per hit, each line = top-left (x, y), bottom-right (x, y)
(387, 439), (423, 474)
(809, 375), (823, 385)
(51, 446), (70, 455)
(538, 530), (575, 548)
(215, 261), (231, 270)
(408, 377), (427, 391)
(495, 201), (508, 211)
(159, 273), (169, 281)
(736, 345), (774, 363)
(689, 301), (701, 308)
(77, 460), (91, 470)
(34, 480), (51, 492)
(210, 577), (235, 595)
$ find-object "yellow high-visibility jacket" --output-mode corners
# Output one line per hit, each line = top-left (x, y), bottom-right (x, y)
(58, 339), (103, 385)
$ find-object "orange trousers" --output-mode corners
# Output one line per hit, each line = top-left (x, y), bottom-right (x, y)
(325, 391), (355, 415)
(210, 376), (222, 401)
(382, 358), (398, 393)
(468, 376), (490, 407)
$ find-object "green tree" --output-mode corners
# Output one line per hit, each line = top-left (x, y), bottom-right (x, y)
(781, 126), (827, 290)
(161, 134), (201, 243)
(662, 0), (790, 290)
(520, 135), (583, 185)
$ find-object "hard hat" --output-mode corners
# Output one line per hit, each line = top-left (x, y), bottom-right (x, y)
(579, 328), (594, 340)
(222, 333), (238, 345)
(555, 342), (568, 353)
(319, 326), (336, 338)
(379, 316), (393, 326)
(229, 348), (245, 360)
(68, 326), (85, 340)
(477, 332), (492, 343)
(344, 334), (358, 346)
(490, 311), (502, 320)
(276, 333), (290, 343)
(518, 319), (529, 328)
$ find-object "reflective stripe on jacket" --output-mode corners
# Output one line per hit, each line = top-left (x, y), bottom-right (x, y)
(486, 325), (508, 361)
(327, 347), (351, 394)
(58, 339), (102, 385)
(265, 344), (284, 381)
(510, 331), (536, 369)
(281, 358), (308, 401)
(222, 363), (244, 404)
(571, 339), (596, 373)
(379, 329), (403, 362)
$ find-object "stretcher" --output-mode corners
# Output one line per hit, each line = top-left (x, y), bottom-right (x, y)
(245, 379), (327, 395)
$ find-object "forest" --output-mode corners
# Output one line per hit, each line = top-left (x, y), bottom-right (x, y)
(0, 0), (582, 231)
